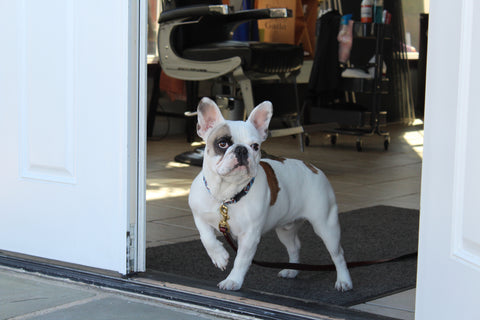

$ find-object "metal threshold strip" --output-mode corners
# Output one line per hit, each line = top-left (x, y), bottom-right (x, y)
(0, 253), (393, 320)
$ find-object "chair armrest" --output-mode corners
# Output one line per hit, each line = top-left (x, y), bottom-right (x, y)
(158, 4), (230, 23)
(228, 8), (292, 22)
(159, 6), (291, 24)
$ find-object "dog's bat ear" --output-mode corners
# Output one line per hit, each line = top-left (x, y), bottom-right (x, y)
(248, 101), (273, 141)
(197, 97), (225, 140)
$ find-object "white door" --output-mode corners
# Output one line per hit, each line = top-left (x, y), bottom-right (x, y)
(0, 0), (146, 274)
(416, 0), (480, 318)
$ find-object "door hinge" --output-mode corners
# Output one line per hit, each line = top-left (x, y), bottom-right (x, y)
(126, 224), (136, 274)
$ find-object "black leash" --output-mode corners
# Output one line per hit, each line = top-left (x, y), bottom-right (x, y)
(221, 229), (417, 271)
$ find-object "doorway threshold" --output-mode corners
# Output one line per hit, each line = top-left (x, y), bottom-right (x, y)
(135, 270), (397, 320)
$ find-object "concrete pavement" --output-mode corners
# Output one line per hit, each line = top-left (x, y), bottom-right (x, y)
(0, 266), (253, 320)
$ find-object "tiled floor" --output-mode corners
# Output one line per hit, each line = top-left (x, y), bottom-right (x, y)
(146, 121), (423, 320)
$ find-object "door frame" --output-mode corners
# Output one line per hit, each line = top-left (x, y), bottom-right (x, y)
(131, 0), (148, 274)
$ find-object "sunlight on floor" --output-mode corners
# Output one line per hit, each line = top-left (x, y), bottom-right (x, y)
(146, 178), (191, 201)
(147, 163), (193, 201)
(165, 161), (190, 168)
(146, 185), (190, 201)
(403, 119), (424, 159)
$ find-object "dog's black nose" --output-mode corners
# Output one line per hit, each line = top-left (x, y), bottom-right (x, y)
(234, 146), (249, 165)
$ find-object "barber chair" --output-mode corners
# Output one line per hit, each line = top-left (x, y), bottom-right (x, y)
(157, 0), (305, 159)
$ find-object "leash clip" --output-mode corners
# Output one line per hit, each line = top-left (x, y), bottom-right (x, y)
(219, 204), (230, 233)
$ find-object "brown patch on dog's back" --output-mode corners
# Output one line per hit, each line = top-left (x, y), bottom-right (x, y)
(303, 161), (319, 174)
(260, 161), (280, 206)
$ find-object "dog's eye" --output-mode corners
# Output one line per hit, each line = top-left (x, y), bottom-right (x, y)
(218, 140), (230, 149)
(251, 143), (259, 151)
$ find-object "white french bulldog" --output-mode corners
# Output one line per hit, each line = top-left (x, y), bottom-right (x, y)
(188, 97), (353, 292)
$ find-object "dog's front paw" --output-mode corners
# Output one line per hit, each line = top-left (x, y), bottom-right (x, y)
(278, 269), (299, 279)
(218, 278), (242, 291)
(335, 278), (353, 292)
(209, 246), (229, 271)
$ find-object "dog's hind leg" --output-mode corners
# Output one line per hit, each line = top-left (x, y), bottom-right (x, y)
(275, 221), (303, 278)
(309, 206), (353, 291)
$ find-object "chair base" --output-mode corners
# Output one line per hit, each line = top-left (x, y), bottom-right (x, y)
(174, 147), (204, 167)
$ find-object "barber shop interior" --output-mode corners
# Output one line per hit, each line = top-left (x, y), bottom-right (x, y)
(145, 0), (427, 319)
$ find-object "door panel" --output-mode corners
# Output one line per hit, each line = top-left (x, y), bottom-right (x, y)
(451, 1), (480, 267)
(0, 0), (140, 274)
(19, 0), (76, 184)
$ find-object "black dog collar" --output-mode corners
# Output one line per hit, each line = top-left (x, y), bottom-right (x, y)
(203, 176), (255, 205)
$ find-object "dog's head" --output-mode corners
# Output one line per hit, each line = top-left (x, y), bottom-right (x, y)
(196, 97), (272, 181)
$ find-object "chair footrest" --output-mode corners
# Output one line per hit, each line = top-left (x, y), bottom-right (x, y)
(269, 126), (304, 138)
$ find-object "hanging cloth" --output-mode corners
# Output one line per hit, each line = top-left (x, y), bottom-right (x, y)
(305, 10), (342, 107)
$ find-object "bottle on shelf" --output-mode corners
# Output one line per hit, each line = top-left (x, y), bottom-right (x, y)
(338, 14), (354, 63)
(373, 0), (384, 23)
(361, 0), (373, 23)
